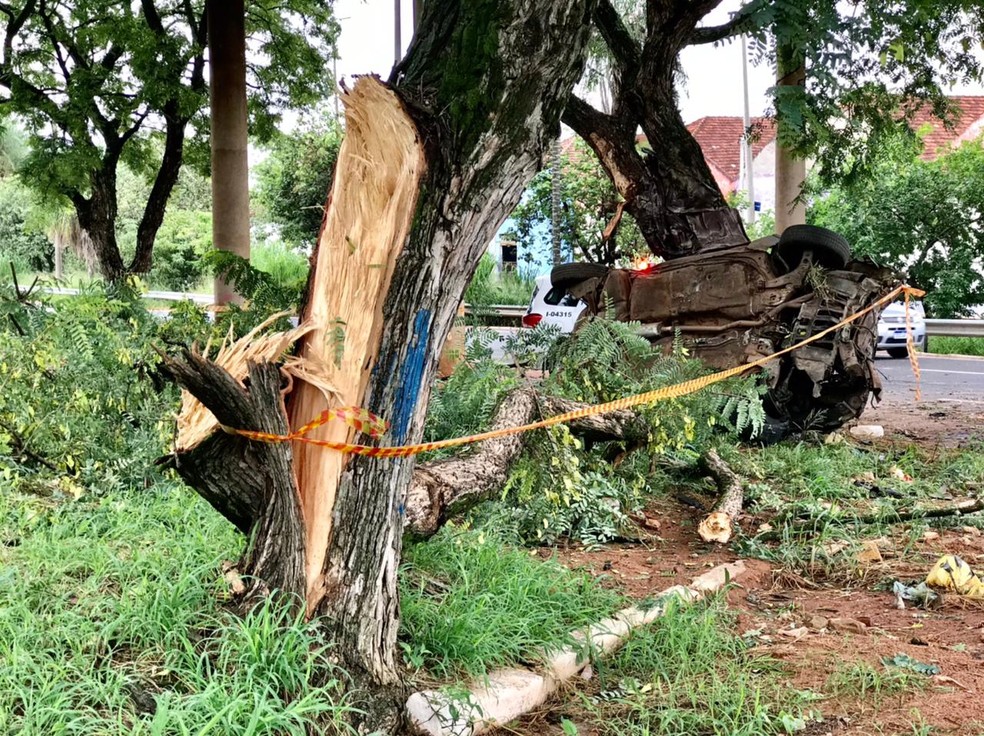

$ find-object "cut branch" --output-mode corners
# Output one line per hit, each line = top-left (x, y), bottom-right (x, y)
(757, 498), (984, 542)
(697, 448), (743, 543)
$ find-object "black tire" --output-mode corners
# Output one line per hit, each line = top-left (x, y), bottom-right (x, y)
(887, 347), (908, 359)
(739, 412), (791, 446)
(550, 262), (609, 289)
(775, 224), (852, 271)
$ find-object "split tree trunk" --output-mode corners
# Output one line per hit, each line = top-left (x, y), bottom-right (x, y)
(166, 0), (598, 693)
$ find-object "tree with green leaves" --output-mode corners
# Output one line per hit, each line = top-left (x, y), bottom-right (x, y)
(810, 133), (984, 317)
(254, 120), (343, 249)
(562, 0), (983, 258)
(507, 137), (646, 266)
(0, 0), (338, 281)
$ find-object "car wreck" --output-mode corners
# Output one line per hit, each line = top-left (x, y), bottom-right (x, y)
(550, 225), (898, 440)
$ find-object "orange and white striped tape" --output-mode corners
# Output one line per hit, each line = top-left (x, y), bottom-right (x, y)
(223, 284), (924, 458)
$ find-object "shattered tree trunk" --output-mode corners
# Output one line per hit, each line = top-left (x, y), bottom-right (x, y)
(167, 0), (596, 690)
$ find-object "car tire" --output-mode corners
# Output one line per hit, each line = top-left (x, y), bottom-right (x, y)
(550, 263), (609, 289)
(887, 347), (909, 359)
(739, 412), (791, 446)
(775, 224), (852, 271)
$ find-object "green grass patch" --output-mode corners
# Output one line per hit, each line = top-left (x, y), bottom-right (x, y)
(827, 661), (925, 704)
(928, 335), (984, 357)
(0, 484), (354, 735)
(399, 527), (623, 677)
(579, 597), (814, 736)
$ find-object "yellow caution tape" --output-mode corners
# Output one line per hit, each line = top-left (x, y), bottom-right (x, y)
(223, 284), (924, 458)
(926, 554), (984, 599)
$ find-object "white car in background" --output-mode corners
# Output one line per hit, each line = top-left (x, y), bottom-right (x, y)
(876, 300), (926, 358)
(522, 274), (584, 332)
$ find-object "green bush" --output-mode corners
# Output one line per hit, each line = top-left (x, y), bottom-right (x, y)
(0, 180), (52, 273)
(148, 210), (212, 291)
(0, 282), (186, 495)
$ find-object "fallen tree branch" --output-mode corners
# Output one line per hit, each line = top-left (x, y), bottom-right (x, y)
(404, 388), (648, 538)
(756, 498), (984, 542)
(406, 561), (748, 736)
(697, 449), (744, 544)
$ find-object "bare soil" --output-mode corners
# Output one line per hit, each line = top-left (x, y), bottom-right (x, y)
(532, 402), (984, 736)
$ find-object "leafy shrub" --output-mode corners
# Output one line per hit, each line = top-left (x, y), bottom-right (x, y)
(0, 281), (184, 495)
(148, 210), (212, 291)
(465, 253), (536, 307)
(251, 239), (310, 292)
(0, 180), (52, 273)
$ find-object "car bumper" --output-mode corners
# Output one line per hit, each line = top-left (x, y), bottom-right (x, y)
(876, 324), (925, 350)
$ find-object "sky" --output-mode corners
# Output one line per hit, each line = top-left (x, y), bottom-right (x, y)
(332, 0), (778, 123)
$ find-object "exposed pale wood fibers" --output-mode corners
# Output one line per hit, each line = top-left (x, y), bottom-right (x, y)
(287, 78), (426, 605)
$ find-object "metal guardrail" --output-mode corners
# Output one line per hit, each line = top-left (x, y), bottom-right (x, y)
(925, 319), (984, 338)
(42, 286), (213, 305)
(463, 304), (527, 318)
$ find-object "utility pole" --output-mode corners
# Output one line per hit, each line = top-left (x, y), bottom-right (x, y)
(394, 0), (402, 66)
(741, 35), (755, 226)
(774, 41), (807, 233)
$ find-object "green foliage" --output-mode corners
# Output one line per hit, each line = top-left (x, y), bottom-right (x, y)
(810, 134), (984, 316)
(507, 138), (647, 266)
(449, 317), (764, 546)
(2, 0), (339, 276)
(0, 179), (51, 272)
(254, 121), (343, 247)
(464, 253), (536, 306)
(928, 336), (984, 357)
(148, 210), (212, 291)
(0, 283), (178, 495)
(0, 482), (354, 734)
(399, 527), (622, 678)
(204, 251), (305, 333)
(740, 0), (984, 187)
(424, 348), (519, 454)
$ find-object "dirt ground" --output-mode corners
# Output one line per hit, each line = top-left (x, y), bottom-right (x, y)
(542, 399), (984, 736)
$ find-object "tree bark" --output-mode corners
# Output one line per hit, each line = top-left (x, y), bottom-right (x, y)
(208, 0), (250, 305)
(131, 105), (189, 275)
(561, 0), (748, 259)
(166, 0), (599, 698)
(74, 164), (125, 282)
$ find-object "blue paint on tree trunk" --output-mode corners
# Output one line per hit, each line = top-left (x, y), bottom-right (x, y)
(391, 309), (431, 442)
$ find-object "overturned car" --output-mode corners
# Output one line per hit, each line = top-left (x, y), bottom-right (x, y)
(550, 225), (897, 438)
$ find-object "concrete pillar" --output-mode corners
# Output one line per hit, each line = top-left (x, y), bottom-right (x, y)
(209, 0), (250, 306)
(774, 45), (806, 234)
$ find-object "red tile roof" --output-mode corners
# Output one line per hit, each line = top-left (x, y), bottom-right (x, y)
(909, 95), (984, 160)
(680, 117), (777, 182)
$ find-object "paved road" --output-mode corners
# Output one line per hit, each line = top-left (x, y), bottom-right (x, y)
(876, 353), (984, 404)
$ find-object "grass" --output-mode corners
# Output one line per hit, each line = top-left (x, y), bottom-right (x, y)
(827, 661), (925, 704)
(928, 336), (984, 357)
(571, 597), (813, 736)
(0, 482), (354, 735)
(731, 439), (984, 578)
(400, 527), (622, 677)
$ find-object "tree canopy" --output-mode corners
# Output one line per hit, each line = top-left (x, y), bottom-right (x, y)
(810, 133), (984, 317)
(556, 0), (984, 259)
(0, 0), (339, 280)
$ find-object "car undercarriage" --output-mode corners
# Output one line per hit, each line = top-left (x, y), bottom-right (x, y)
(552, 226), (898, 440)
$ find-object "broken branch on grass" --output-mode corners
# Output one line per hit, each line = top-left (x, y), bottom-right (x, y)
(756, 498), (984, 542)
(697, 448), (744, 544)
(404, 388), (649, 537)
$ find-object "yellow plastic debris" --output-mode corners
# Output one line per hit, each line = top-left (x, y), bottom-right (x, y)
(925, 554), (984, 598)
